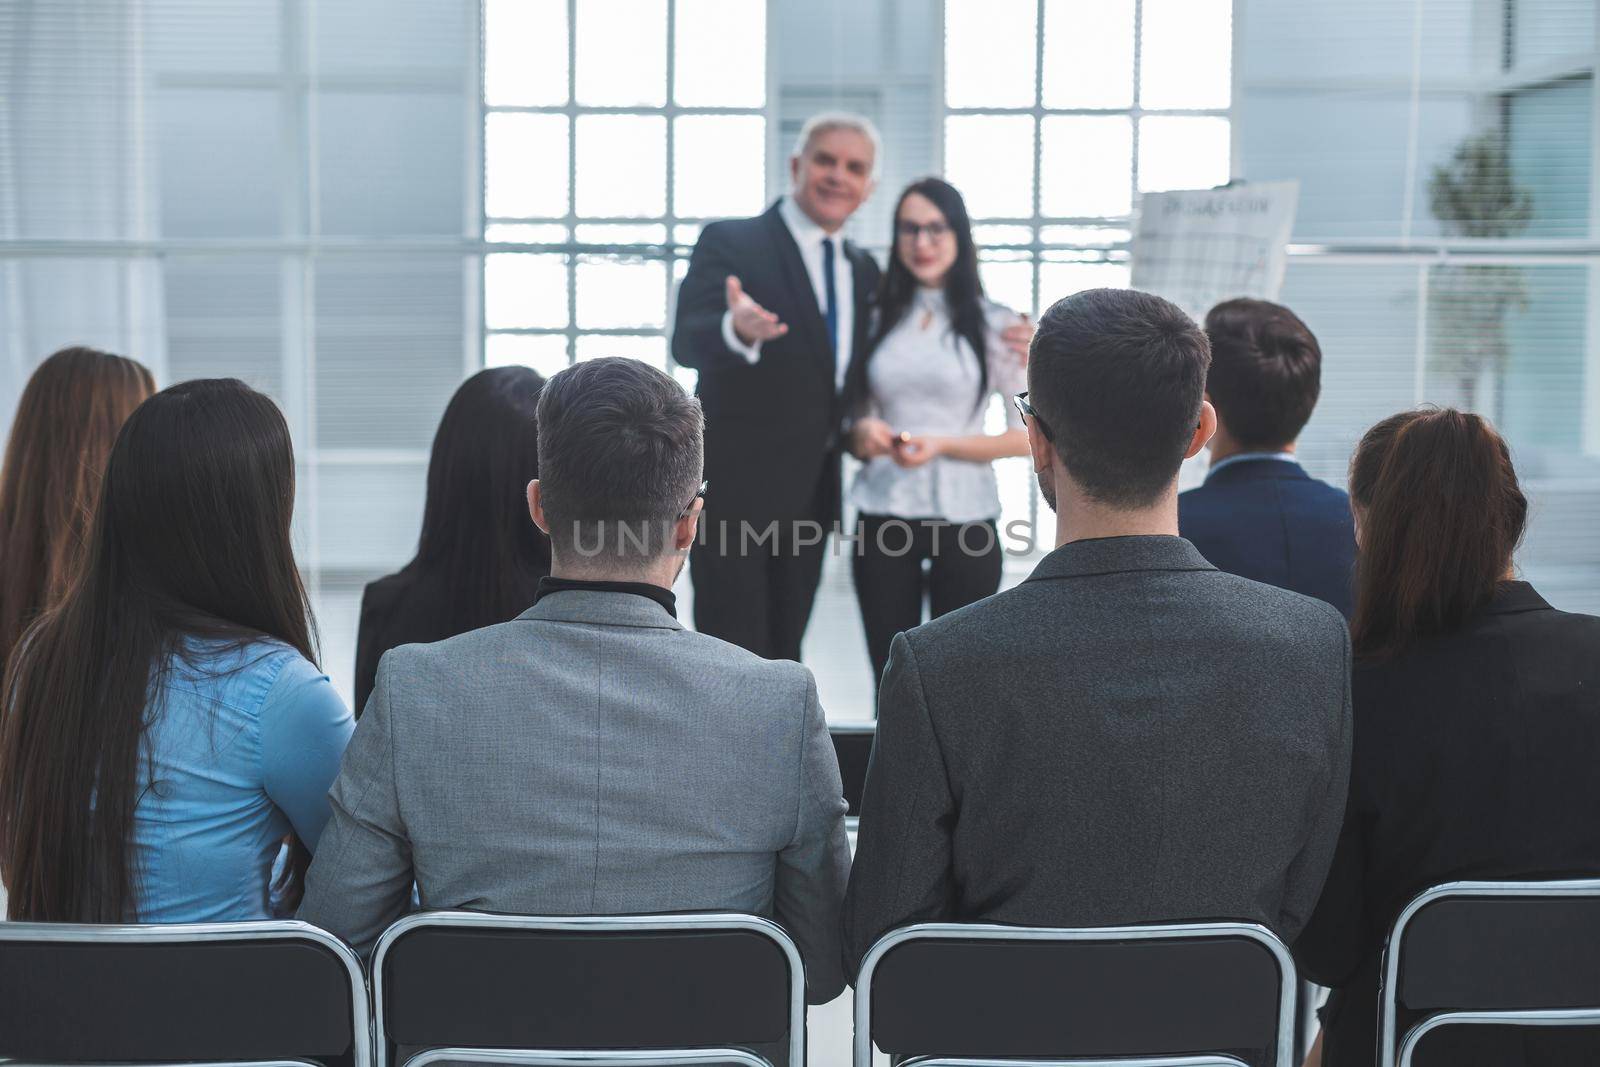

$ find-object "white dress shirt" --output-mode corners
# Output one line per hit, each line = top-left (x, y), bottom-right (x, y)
(850, 289), (1027, 523)
(720, 196), (856, 392)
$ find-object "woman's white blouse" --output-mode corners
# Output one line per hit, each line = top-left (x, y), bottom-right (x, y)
(850, 289), (1027, 523)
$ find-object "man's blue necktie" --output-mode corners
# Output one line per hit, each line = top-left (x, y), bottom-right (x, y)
(821, 237), (839, 356)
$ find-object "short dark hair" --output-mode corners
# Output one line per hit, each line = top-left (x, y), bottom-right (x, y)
(1028, 288), (1210, 508)
(1203, 298), (1322, 449)
(535, 357), (704, 563)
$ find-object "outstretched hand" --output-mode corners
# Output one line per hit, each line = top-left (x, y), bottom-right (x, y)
(726, 276), (789, 346)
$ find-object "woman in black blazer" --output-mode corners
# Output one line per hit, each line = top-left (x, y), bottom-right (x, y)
(1295, 409), (1600, 1067)
(354, 366), (549, 712)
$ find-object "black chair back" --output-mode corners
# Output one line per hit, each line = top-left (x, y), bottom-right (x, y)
(854, 923), (1294, 1067)
(0, 920), (370, 1067)
(1380, 879), (1600, 1067)
(372, 912), (804, 1067)
(829, 723), (874, 819)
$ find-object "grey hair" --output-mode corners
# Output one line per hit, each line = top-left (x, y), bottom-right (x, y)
(791, 112), (882, 179)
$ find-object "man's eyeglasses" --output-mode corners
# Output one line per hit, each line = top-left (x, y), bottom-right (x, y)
(680, 480), (709, 519)
(896, 220), (951, 242)
(1013, 392), (1053, 442)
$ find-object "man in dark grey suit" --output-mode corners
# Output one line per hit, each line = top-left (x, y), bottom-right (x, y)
(302, 357), (852, 1004)
(842, 288), (1352, 976)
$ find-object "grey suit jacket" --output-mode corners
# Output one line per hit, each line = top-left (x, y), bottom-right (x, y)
(300, 589), (852, 1002)
(842, 535), (1352, 976)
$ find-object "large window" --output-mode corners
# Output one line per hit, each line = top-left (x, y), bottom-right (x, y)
(481, 0), (768, 385)
(944, 0), (1233, 316)
(943, 0), (1235, 541)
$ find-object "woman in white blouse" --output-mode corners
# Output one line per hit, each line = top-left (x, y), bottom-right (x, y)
(845, 177), (1029, 692)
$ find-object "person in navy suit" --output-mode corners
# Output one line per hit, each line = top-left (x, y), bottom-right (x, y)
(1179, 298), (1357, 618)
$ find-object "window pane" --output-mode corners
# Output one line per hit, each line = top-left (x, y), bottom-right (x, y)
(484, 0), (568, 106)
(576, 115), (666, 217)
(1041, 116), (1133, 218)
(486, 333), (570, 377)
(576, 256), (667, 328)
(1138, 116), (1231, 193)
(675, 115), (765, 219)
(979, 252), (1035, 316)
(675, 0), (764, 106)
(485, 253), (569, 328)
(485, 113), (569, 219)
(486, 223), (569, 243)
(945, 0), (1037, 107)
(1038, 258), (1130, 303)
(973, 224), (1034, 246)
(575, 223), (667, 244)
(1139, 0), (1231, 110)
(1042, 0), (1134, 109)
(945, 116), (1036, 218)
(1040, 224), (1132, 245)
(674, 223), (703, 245)
(576, 333), (669, 370)
(576, 0), (666, 106)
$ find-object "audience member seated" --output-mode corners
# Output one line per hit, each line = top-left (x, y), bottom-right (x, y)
(0, 379), (352, 922)
(354, 366), (550, 712)
(0, 347), (154, 669)
(1179, 299), (1356, 618)
(842, 288), (1352, 975)
(1295, 409), (1600, 1067)
(301, 357), (852, 1002)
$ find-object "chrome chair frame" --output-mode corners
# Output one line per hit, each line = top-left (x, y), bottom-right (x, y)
(902, 1056), (1250, 1067)
(0, 920), (372, 1067)
(404, 1050), (771, 1067)
(371, 913), (805, 1067)
(853, 922), (1297, 1067)
(1378, 878), (1600, 1067)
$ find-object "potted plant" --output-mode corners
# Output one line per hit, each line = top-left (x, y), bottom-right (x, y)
(1425, 132), (1534, 417)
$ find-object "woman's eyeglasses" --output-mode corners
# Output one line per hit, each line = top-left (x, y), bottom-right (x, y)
(896, 220), (951, 242)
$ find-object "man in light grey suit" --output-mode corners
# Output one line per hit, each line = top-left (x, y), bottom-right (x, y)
(302, 357), (852, 1003)
(842, 289), (1353, 991)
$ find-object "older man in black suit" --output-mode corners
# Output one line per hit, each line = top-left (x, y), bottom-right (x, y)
(843, 288), (1353, 978)
(670, 114), (882, 661)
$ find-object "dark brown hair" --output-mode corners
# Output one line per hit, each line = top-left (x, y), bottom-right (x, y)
(0, 379), (316, 921)
(1028, 288), (1211, 508)
(1203, 298), (1322, 449)
(535, 357), (703, 565)
(1349, 408), (1527, 661)
(0, 348), (155, 666)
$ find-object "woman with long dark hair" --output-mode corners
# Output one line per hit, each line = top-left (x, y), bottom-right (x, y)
(0, 347), (155, 668)
(0, 379), (352, 922)
(1295, 409), (1600, 1067)
(354, 366), (549, 711)
(845, 177), (1029, 690)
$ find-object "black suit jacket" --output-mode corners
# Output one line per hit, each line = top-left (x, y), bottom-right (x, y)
(842, 535), (1353, 979)
(1179, 458), (1357, 619)
(1295, 582), (1600, 1067)
(671, 201), (879, 525)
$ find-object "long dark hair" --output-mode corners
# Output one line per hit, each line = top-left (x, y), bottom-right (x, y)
(405, 366), (549, 635)
(0, 347), (155, 666)
(857, 177), (989, 411)
(1348, 408), (1528, 661)
(0, 379), (316, 921)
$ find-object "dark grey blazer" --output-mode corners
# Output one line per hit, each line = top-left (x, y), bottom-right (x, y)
(842, 535), (1352, 976)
